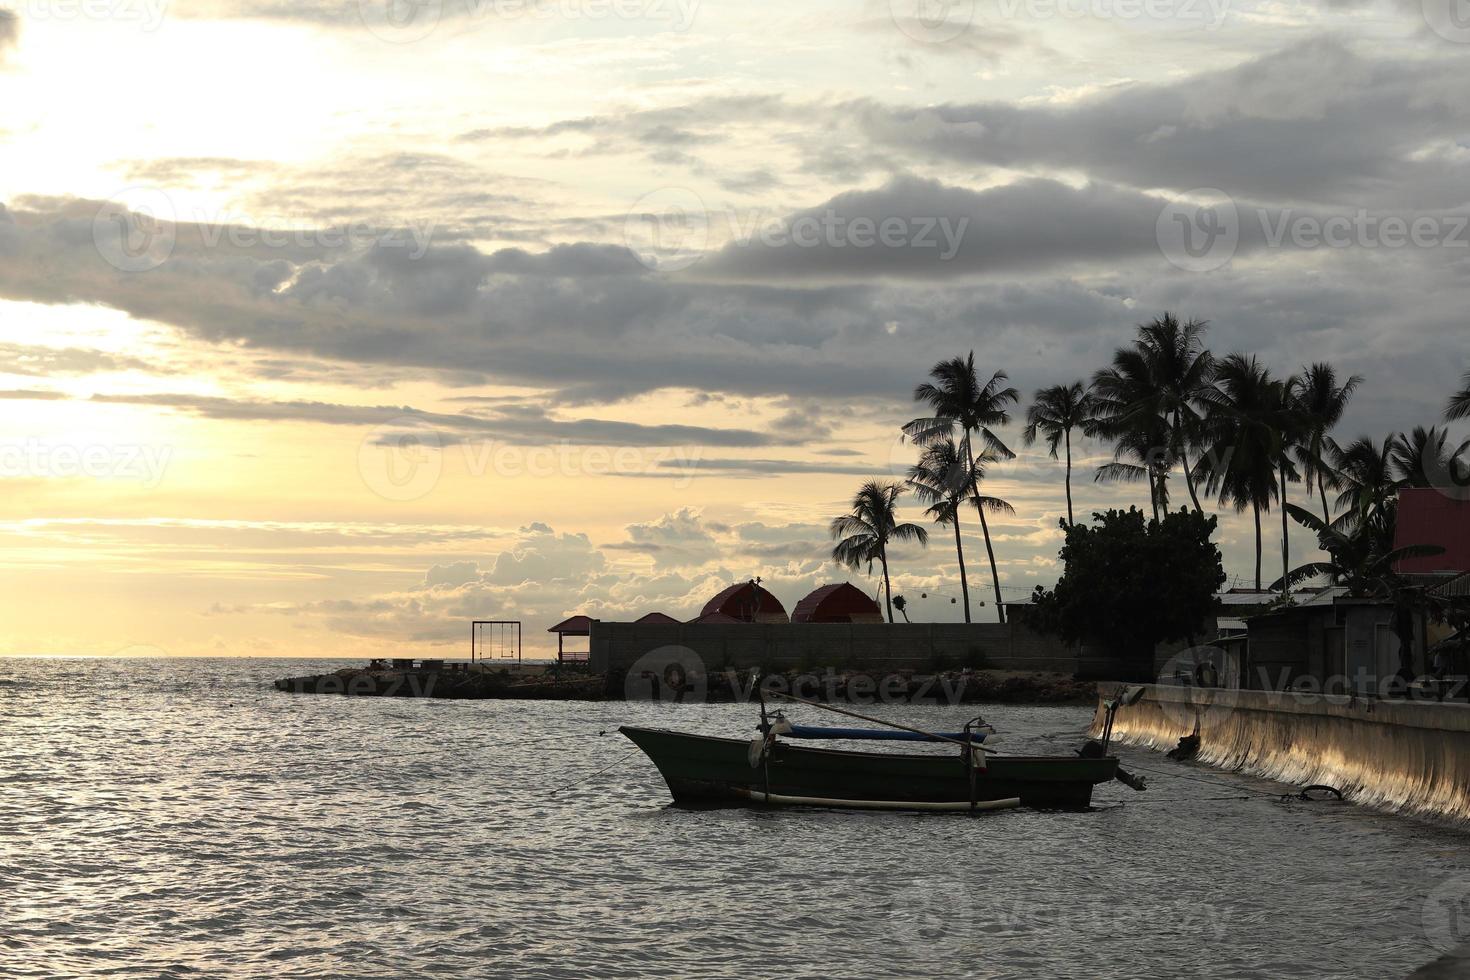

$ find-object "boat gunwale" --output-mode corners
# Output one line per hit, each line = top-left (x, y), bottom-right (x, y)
(617, 724), (1111, 765)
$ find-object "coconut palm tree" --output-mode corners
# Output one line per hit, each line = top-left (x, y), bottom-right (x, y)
(1391, 425), (1469, 490)
(1023, 381), (1098, 526)
(1290, 363), (1362, 523)
(829, 480), (929, 623)
(1092, 313), (1215, 514)
(1196, 354), (1288, 592)
(1446, 371), (1470, 422)
(1331, 435), (1400, 543)
(904, 353), (1018, 622)
(907, 439), (973, 623)
(1095, 416), (1174, 522)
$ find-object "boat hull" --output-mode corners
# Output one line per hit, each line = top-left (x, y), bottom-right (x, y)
(620, 726), (1117, 810)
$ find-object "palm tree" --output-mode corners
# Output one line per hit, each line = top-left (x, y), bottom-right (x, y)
(1290, 363), (1362, 523)
(829, 480), (929, 623)
(1391, 425), (1468, 489)
(1023, 381), (1098, 526)
(1092, 313), (1215, 514)
(907, 439), (973, 623)
(1332, 435), (1399, 528)
(1094, 411), (1174, 522)
(1196, 354), (1287, 592)
(1446, 371), (1470, 422)
(904, 353), (1018, 622)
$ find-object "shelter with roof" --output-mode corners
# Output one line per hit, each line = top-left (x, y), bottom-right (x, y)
(791, 583), (884, 624)
(700, 581), (788, 623)
(547, 615), (595, 662)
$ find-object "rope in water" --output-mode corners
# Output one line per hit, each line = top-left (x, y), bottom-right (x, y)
(1117, 759), (1342, 802)
(548, 748), (641, 797)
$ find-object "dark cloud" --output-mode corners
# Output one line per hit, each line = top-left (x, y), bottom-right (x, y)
(853, 39), (1470, 208)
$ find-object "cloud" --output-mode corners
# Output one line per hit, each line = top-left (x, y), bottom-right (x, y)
(0, 10), (17, 63)
(88, 392), (786, 447)
(853, 40), (1470, 208)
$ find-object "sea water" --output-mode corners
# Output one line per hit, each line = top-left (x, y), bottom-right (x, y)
(0, 657), (1464, 979)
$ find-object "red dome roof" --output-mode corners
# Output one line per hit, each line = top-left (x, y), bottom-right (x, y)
(791, 582), (884, 624)
(700, 582), (788, 623)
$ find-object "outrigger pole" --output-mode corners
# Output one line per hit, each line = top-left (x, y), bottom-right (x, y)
(763, 690), (998, 753)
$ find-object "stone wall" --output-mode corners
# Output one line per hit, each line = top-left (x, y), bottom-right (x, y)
(588, 620), (1111, 676)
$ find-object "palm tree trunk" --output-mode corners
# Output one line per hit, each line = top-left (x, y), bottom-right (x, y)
(1253, 501), (1263, 592)
(1176, 415), (1203, 513)
(880, 549), (893, 624)
(975, 502), (1005, 624)
(1279, 461), (1291, 598)
(1064, 428), (1074, 526)
(1147, 469), (1159, 523)
(952, 509), (971, 624)
(1318, 470), (1331, 525)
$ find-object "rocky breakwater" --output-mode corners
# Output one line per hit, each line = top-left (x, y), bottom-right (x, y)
(274, 664), (605, 700)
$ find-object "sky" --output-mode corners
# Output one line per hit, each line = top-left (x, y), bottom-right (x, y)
(0, 0), (1467, 658)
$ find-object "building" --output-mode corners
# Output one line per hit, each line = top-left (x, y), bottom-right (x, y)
(790, 583), (884, 624)
(1394, 488), (1470, 573)
(699, 581), (789, 624)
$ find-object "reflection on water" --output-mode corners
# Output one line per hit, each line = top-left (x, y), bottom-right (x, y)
(0, 657), (1466, 979)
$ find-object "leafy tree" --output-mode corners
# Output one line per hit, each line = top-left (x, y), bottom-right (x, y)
(829, 480), (929, 623)
(1023, 380), (1098, 526)
(1024, 508), (1226, 676)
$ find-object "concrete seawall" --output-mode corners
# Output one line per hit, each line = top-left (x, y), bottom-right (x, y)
(1095, 684), (1470, 823)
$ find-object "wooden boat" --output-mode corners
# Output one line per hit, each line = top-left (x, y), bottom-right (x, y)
(620, 725), (1119, 810)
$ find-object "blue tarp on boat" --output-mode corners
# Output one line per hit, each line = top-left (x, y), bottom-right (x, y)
(782, 725), (989, 743)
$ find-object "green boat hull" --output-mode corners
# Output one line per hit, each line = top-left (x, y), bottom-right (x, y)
(620, 726), (1117, 810)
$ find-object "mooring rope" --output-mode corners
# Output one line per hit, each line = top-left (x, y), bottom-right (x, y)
(1117, 759), (1343, 802)
(548, 748), (640, 797)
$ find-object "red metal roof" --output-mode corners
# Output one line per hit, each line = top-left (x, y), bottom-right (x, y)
(700, 582), (788, 623)
(791, 582), (884, 623)
(687, 611), (741, 624)
(547, 615), (595, 635)
(1394, 489), (1470, 573)
(634, 612), (680, 625)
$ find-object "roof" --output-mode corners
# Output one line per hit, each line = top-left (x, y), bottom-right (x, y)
(1395, 489), (1470, 573)
(687, 611), (741, 624)
(700, 582), (789, 623)
(791, 582), (883, 623)
(547, 615), (595, 635)
(634, 612), (681, 625)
